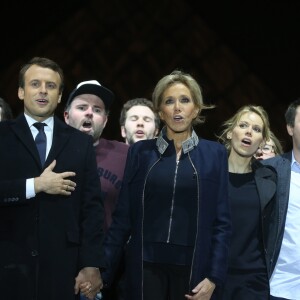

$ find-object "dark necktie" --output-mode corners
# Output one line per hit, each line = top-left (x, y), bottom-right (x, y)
(33, 122), (47, 165)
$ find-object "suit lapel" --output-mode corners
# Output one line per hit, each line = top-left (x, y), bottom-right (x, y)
(254, 166), (277, 211)
(46, 116), (71, 165)
(12, 115), (73, 168)
(11, 115), (41, 166)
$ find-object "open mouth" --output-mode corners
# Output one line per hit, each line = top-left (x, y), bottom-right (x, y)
(241, 138), (251, 146)
(174, 115), (183, 121)
(36, 99), (48, 105)
(82, 120), (92, 129)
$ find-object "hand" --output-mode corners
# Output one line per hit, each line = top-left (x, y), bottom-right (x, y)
(79, 281), (96, 299)
(34, 160), (76, 195)
(185, 278), (216, 300)
(74, 267), (103, 299)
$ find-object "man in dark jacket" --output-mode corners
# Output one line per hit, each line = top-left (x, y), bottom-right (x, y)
(262, 99), (300, 300)
(0, 57), (105, 300)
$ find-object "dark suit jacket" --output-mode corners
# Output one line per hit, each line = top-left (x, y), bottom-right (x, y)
(0, 114), (105, 300)
(252, 159), (277, 279)
(261, 152), (292, 276)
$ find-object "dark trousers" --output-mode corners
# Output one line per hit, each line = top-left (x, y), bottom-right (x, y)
(143, 261), (190, 300)
(101, 252), (126, 300)
(270, 296), (291, 300)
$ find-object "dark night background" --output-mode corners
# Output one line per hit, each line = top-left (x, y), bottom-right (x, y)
(1, 1), (299, 151)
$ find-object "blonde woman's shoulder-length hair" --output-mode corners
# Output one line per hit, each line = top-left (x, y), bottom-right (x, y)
(152, 70), (215, 126)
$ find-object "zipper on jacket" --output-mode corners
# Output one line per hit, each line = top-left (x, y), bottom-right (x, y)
(187, 152), (200, 290)
(167, 159), (179, 243)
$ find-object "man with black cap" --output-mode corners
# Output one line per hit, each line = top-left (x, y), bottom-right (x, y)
(64, 80), (129, 233)
(64, 80), (129, 299)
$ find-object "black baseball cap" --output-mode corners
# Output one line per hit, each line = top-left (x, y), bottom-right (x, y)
(66, 80), (114, 109)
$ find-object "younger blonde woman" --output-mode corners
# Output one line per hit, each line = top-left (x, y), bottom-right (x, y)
(218, 105), (277, 300)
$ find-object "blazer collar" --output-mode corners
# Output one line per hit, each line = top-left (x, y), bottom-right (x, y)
(156, 126), (199, 155)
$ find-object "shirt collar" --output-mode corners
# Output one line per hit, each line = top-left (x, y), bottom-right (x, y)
(156, 126), (199, 155)
(291, 151), (300, 173)
(24, 113), (54, 132)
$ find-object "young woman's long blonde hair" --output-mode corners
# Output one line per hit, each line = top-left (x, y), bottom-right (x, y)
(217, 105), (271, 154)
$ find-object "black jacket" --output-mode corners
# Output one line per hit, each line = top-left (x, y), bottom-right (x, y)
(0, 115), (105, 300)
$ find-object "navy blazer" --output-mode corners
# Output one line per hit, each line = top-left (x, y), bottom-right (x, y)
(0, 114), (104, 300)
(103, 135), (231, 300)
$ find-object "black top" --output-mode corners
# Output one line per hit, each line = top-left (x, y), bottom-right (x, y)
(228, 172), (266, 271)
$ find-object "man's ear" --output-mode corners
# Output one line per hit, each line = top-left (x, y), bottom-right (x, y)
(63, 111), (69, 124)
(287, 124), (293, 137)
(102, 116), (108, 129)
(57, 94), (62, 104)
(121, 126), (126, 138)
(18, 87), (24, 101)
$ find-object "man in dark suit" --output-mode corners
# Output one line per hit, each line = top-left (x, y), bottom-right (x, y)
(262, 99), (300, 300)
(0, 57), (105, 300)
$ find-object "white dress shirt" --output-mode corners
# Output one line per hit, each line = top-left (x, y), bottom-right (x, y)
(24, 114), (54, 199)
(270, 152), (300, 299)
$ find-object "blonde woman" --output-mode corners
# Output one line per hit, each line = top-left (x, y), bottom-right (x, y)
(103, 70), (231, 300)
(218, 105), (277, 299)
